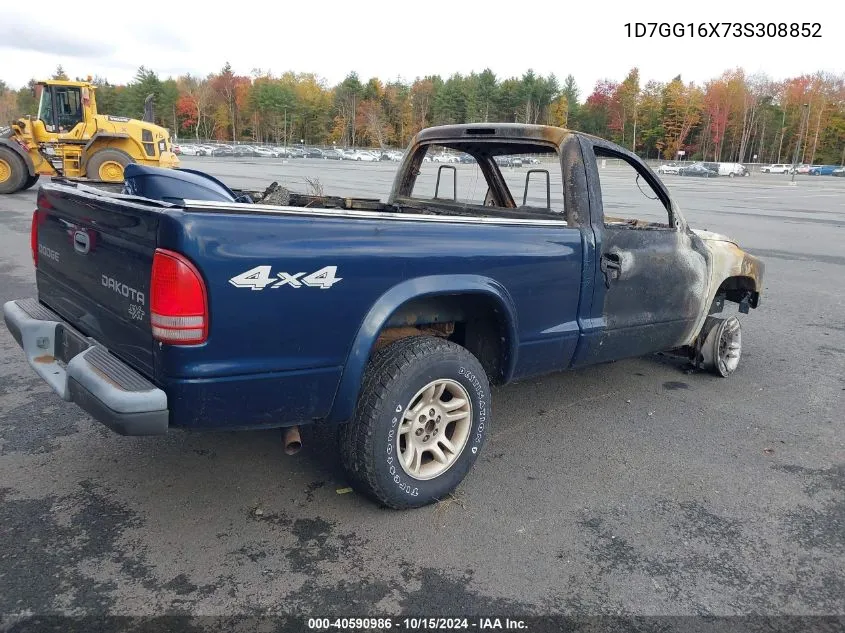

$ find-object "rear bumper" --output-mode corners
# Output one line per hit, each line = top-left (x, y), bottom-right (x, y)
(3, 298), (168, 436)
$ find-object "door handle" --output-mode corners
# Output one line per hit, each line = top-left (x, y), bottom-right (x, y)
(600, 252), (623, 288)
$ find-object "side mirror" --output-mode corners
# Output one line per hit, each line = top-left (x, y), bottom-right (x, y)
(484, 187), (496, 206)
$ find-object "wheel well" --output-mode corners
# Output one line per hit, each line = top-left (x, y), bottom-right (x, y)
(373, 294), (511, 384)
(712, 276), (759, 313)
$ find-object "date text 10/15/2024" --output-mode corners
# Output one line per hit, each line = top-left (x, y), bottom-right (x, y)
(624, 22), (821, 38)
(307, 618), (528, 630)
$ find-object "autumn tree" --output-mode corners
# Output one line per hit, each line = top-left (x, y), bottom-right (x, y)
(383, 80), (412, 146)
(661, 76), (703, 159)
(560, 75), (581, 128)
(212, 62), (243, 141)
(580, 79), (617, 137)
(410, 78), (437, 133)
(614, 68), (640, 149)
(333, 73), (363, 146)
(636, 80), (666, 159)
(0, 80), (18, 123)
(549, 96), (568, 127)
(176, 74), (213, 139)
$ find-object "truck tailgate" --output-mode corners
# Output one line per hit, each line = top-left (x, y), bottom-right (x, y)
(34, 185), (160, 379)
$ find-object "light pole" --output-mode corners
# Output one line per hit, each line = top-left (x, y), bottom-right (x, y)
(791, 103), (809, 184)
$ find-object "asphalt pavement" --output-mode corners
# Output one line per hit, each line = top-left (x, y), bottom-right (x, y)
(1, 158), (843, 625)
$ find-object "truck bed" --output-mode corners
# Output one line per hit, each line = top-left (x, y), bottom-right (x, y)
(58, 173), (567, 223)
(27, 174), (584, 432)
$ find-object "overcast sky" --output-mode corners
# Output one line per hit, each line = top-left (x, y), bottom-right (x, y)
(1, 0), (841, 96)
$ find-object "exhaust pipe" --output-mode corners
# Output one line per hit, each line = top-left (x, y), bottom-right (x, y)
(283, 425), (302, 455)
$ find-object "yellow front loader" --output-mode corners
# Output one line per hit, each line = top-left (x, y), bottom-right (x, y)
(0, 79), (179, 194)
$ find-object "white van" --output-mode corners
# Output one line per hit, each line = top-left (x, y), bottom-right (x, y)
(717, 162), (749, 177)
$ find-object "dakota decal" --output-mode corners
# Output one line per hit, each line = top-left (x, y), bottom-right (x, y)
(101, 275), (145, 304)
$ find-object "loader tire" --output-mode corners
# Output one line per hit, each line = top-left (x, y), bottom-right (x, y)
(87, 149), (134, 182)
(21, 173), (40, 191)
(0, 147), (27, 194)
(340, 336), (490, 509)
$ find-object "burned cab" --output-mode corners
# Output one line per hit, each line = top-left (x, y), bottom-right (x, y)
(387, 123), (763, 376)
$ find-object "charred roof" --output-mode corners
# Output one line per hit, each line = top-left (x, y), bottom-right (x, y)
(412, 123), (571, 151)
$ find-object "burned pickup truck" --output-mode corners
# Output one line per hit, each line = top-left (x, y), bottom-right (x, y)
(3, 123), (764, 509)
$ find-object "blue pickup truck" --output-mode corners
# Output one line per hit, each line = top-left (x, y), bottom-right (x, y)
(4, 123), (764, 509)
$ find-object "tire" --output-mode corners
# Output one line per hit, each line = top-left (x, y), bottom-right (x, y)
(697, 316), (742, 377)
(86, 148), (134, 182)
(21, 173), (40, 191)
(340, 336), (491, 509)
(0, 147), (28, 194)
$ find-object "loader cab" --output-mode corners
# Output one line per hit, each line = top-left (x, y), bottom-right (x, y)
(35, 82), (91, 136)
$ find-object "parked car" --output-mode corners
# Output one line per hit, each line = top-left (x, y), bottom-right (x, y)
(679, 163), (718, 177)
(657, 163), (681, 175)
(379, 151), (405, 162)
(322, 149), (344, 160)
(232, 145), (258, 158)
(6, 123), (764, 510)
(832, 167), (845, 177)
(795, 164), (812, 174)
(494, 156), (523, 167)
(303, 148), (324, 159)
(182, 145), (210, 156)
(761, 164), (793, 174)
(253, 147), (277, 158)
(808, 165), (838, 176)
(352, 150), (379, 162)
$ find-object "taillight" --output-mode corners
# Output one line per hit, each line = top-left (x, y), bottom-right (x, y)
(31, 210), (38, 267)
(150, 249), (208, 345)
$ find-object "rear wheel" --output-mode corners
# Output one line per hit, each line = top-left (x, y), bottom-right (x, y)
(86, 148), (134, 182)
(340, 336), (491, 509)
(0, 147), (27, 194)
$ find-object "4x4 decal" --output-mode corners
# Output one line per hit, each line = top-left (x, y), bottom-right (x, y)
(229, 265), (342, 290)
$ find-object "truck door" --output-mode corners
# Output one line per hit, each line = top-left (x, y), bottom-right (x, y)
(577, 142), (709, 365)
